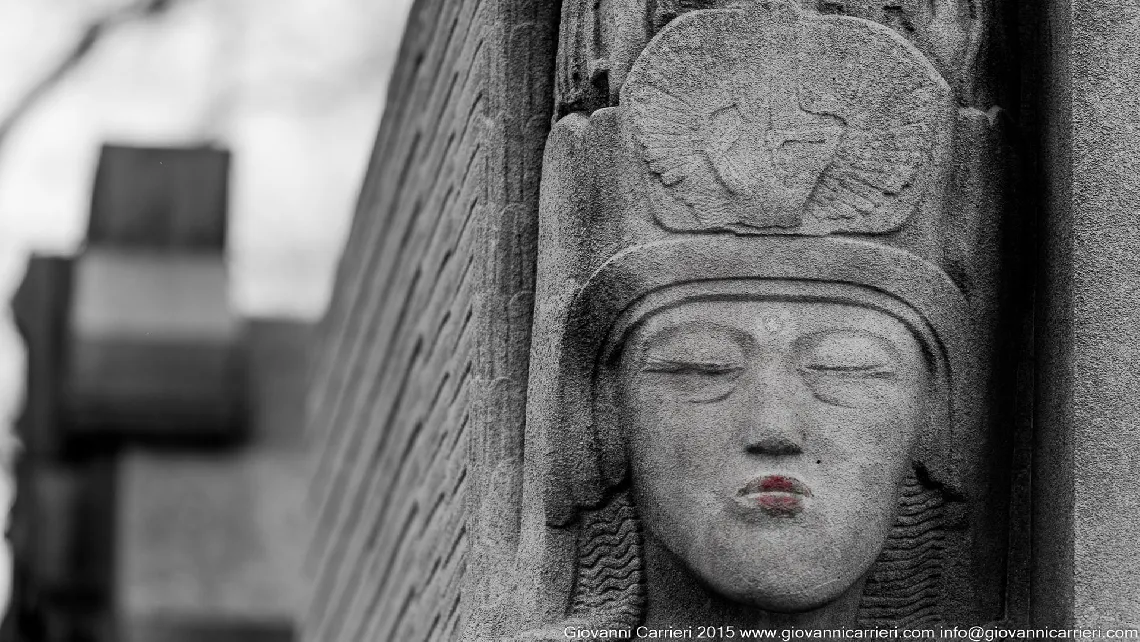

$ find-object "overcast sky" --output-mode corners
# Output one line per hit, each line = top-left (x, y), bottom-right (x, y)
(0, 0), (413, 316)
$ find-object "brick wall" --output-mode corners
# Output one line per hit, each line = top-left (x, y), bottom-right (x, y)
(304, 0), (559, 640)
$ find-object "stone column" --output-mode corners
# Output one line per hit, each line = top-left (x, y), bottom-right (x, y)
(1035, 0), (1140, 629)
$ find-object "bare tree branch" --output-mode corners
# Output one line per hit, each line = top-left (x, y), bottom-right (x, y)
(0, 0), (184, 153)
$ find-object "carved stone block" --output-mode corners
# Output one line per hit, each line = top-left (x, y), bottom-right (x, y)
(509, 1), (1010, 636)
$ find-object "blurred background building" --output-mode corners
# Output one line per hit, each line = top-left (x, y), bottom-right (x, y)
(0, 0), (415, 638)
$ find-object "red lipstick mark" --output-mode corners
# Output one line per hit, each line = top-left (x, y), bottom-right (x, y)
(754, 494), (803, 516)
(740, 475), (812, 497)
(736, 475), (812, 518)
(759, 475), (797, 493)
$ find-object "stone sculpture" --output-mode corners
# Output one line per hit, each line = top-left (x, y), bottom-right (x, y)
(506, 0), (1011, 638)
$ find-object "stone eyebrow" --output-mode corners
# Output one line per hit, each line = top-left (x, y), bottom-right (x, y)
(795, 328), (905, 361)
(635, 318), (753, 352)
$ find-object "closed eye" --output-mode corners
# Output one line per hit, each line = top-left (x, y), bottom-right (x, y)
(642, 358), (742, 376)
(801, 363), (897, 379)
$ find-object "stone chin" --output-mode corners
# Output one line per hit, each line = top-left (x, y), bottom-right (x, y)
(647, 495), (894, 613)
(678, 520), (888, 613)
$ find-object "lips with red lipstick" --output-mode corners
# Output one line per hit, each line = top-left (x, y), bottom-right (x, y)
(735, 475), (812, 517)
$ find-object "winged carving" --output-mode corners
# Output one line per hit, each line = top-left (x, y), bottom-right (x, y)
(621, 2), (952, 235)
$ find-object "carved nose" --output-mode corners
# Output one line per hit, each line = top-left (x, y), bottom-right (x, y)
(745, 434), (803, 457)
(740, 370), (805, 456)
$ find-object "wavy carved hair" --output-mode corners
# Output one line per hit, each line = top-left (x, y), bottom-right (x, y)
(563, 476), (949, 632)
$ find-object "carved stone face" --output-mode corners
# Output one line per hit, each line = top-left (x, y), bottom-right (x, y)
(619, 297), (929, 612)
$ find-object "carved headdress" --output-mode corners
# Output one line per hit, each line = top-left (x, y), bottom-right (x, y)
(516, 1), (1005, 635)
(625, 4), (949, 233)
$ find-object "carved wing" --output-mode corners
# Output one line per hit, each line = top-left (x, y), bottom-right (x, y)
(627, 86), (704, 187)
(700, 104), (753, 193)
(809, 122), (933, 221)
(628, 87), (741, 225)
(674, 183), (736, 225)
